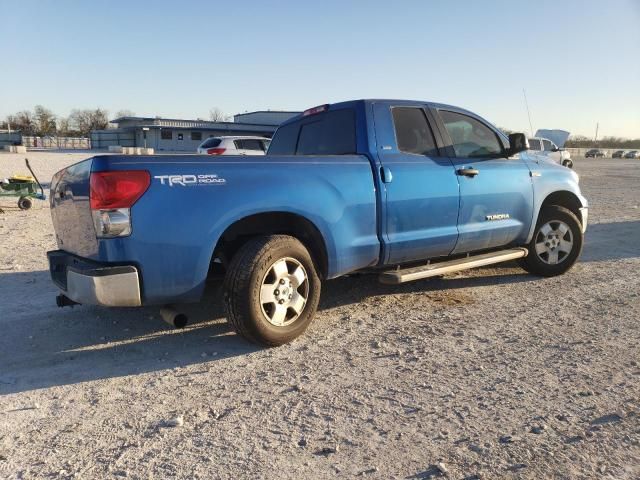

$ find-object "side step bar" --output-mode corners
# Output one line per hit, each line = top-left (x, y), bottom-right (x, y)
(379, 248), (528, 285)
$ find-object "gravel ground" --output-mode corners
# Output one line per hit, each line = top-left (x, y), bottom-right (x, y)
(0, 151), (639, 479)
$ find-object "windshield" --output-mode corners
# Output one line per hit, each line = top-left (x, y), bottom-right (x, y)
(528, 138), (542, 150)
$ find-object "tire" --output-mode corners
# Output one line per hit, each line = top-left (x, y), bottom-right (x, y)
(562, 159), (573, 169)
(223, 235), (321, 346)
(519, 205), (583, 277)
(18, 197), (32, 210)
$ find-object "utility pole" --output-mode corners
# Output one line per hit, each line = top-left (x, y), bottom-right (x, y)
(523, 88), (534, 138)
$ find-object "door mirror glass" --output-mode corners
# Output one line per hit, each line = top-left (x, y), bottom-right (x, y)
(508, 133), (528, 155)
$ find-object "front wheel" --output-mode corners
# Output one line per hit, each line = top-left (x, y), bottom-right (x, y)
(519, 205), (583, 277)
(562, 159), (573, 168)
(223, 235), (321, 346)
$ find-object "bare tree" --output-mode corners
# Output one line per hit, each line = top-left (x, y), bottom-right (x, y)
(33, 105), (57, 136)
(68, 108), (109, 136)
(6, 111), (36, 135)
(209, 108), (230, 122)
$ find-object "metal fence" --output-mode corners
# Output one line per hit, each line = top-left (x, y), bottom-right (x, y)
(21, 136), (90, 149)
(0, 131), (22, 147)
(90, 130), (135, 149)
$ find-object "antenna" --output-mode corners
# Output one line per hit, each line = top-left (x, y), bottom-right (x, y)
(523, 88), (534, 137)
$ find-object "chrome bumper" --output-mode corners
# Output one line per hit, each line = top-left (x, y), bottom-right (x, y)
(48, 250), (142, 307)
(579, 207), (588, 233)
(66, 266), (142, 307)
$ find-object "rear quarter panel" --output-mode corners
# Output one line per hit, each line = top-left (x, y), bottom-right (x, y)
(91, 155), (379, 304)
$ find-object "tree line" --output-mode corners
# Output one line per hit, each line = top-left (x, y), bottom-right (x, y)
(0, 106), (135, 137)
(1, 106), (232, 137)
(564, 136), (640, 149)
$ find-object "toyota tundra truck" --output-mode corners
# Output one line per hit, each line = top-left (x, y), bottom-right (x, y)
(47, 99), (588, 346)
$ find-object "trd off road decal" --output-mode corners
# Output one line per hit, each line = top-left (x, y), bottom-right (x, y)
(154, 174), (226, 186)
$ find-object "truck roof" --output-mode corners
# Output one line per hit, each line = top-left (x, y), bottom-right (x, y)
(279, 99), (506, 142)
(281, 99), (483, 126)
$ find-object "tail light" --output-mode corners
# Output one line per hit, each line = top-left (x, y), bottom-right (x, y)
(90, 170), (150, 238)
(302, 104), (329, 116)
(207, 147), (226, 155)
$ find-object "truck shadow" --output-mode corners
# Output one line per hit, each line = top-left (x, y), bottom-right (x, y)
(1, 220), (637, 395)
(580, 220), (640, 262)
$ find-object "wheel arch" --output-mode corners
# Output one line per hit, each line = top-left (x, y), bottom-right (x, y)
(211, 212), (329, 279)
(525, 189), (583, 243)
(540, 190), (583, 220)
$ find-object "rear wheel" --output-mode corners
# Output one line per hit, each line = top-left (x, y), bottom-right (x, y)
(519, 205), (583, 277)
(18, 197), (32, 210)
(223, 235), (321, 346)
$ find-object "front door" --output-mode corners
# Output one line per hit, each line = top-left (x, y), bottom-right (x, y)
(433, 108), (534, 254)
(373, 103), (460, 264)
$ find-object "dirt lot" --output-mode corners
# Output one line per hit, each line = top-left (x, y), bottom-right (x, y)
(0, 151), (639, 479)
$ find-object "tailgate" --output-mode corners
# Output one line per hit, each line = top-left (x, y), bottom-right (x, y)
(50, 158), (98, 258)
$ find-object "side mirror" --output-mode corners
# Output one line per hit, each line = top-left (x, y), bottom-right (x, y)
(508, 133), (529, 155)
(551, 147), (560, 152)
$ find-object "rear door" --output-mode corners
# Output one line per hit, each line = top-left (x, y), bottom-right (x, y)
(432, 108), (534, 254)
(373, 103), (460, 264)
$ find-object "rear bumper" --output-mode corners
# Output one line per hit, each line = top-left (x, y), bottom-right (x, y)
(47, 250), (142, 307)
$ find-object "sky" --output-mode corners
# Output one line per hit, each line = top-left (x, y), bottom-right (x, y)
(1, 0), (639, 138)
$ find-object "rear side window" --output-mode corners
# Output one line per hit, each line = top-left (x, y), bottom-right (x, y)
(200, 137), (221, 148)
(439, 110), (503, 158)
(235, 139), (264, 150)
(528, 138), (541, 150)
(268, 109), (356, 155)
(392, 107), (439, 156)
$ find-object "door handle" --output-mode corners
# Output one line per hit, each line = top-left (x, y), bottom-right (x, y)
(380, 166), (393, 183)
(457, 168), (479, 177)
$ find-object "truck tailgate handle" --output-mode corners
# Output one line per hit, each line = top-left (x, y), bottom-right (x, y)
(380, 166), (393, 183)
(457, 168), (479, 177)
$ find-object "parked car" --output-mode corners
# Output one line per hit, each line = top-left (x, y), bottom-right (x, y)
(585, 149), (606, 158)
(612, 150), (626, 158)
(624, 150), (639, 159)
(47, 99), (588, 346)
(527, 136), (573, 168)
(196, 136), (271, 155)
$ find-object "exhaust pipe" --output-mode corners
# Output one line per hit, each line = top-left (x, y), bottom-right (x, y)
(160, 307), (188, 329)
(56, 294), (80, 307)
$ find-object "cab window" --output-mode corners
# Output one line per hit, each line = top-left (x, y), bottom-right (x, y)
(268, 108), (356, 155)
(542, 139), (553, 151)
(439, 110), (503, 158)
(391, 107), (439, 156)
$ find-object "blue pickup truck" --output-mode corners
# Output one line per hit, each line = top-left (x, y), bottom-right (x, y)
(48, 99), (588, 345)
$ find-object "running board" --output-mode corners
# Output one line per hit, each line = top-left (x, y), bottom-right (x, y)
(379, 248), (528, 285)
